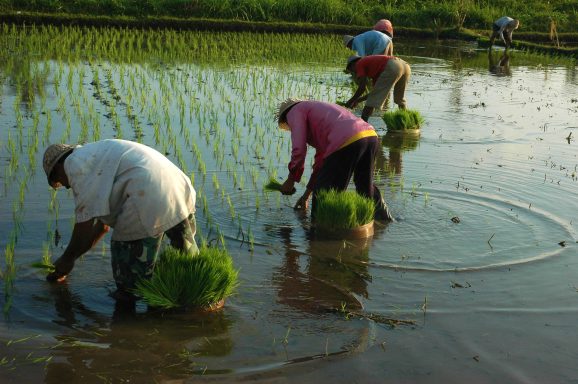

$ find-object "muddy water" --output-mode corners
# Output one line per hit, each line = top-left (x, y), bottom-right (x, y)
(1, 34), (577, 383)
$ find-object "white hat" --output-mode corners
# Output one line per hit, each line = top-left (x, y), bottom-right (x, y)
(275, 98), (304, 130)
(43, 143), (76, 182)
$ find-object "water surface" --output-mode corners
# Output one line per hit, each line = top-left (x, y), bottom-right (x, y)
(1, 28), (577, 383)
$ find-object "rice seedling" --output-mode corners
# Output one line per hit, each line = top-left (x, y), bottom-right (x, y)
(382, 109), (425, 131)
(282, 326), (291, 345)
(264, 177), (295, 193)
(134, 246), (237, 310)
(31, 242), (55, 273)
(3, 236), (16, 314)
(314, 190), (375, 231)
(247, 225), (255, 252)
(227, 195), (236, 219)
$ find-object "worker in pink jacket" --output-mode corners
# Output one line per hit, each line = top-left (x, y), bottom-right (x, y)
(276, 99), (393, 221)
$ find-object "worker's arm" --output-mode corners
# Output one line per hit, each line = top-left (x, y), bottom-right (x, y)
(385, 41), (394, 56)
(294, 187), (313, 210)
(345, 76), (369, 108)
(47, 219), (109, 282)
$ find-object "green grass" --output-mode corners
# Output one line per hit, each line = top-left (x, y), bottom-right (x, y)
(1, 0), (577, 33)
(314, 189), (374, 230)
(134, 246), (238, 310)
(382, 109), (424, 131)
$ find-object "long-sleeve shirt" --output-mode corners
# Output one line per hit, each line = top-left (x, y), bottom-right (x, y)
(286, 101), (377, 189)
(352, 30), (392, 57)
(64, 139), (195, 241)
(495, 16), (514, 41)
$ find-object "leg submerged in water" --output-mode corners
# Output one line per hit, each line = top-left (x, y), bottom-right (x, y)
(373, 186), (394, 222)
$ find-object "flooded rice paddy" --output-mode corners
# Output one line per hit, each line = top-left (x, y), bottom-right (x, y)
(1, 25), (577, 383)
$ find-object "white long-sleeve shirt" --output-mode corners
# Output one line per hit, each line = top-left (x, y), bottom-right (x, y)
(64, 139), (195, 241)
(494, 16), (515, 42)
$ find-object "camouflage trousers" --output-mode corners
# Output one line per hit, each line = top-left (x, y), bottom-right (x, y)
(110, 214), (198, 293)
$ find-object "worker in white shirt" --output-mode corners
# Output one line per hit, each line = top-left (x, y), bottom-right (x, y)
(43, 139), (198, 301)
(490, 16), (520, 49)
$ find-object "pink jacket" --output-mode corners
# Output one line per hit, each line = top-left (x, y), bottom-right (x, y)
(286, 101), (376, 189)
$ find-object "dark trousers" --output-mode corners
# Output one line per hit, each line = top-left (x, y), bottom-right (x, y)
(312, 136), (386, 217)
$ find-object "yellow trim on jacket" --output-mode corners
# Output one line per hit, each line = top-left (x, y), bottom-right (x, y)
(339, 130), (378, 150)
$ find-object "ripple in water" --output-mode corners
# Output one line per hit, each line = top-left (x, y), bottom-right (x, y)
(371, 189), (575, 272)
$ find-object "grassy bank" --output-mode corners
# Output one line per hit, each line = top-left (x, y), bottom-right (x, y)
(1, 0), (577, 33)
(2, 12), (576, 58)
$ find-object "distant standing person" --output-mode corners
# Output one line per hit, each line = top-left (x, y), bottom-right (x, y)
(343, 29), (393, 57)
(344, 55), (411, 122)
(43, 139), (198, 301)
(276, 99), (393, 222)
(490, 16), (520, 49)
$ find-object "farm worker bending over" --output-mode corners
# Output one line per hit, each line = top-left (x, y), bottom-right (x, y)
(489, 16), (520, 49)
(373, 19), (394, 39)
(345, 55), (411, 122)
(276, 99), (393, 222)
(343, 29), (393, 57)
(43, 139), (198, 301)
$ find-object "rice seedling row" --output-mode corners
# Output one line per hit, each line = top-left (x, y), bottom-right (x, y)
(0, 23), (413, 313)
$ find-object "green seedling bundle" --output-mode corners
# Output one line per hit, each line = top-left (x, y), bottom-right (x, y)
(382, 109), (425, 131)
(134, 246), (238, 310)
(314, 190), (375, 231)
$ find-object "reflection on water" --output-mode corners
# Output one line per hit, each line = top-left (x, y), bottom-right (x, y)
(273, 225), (372, 313)
(488, 50), (511, 76)
(380, 130), (421, 175)
(44, 284), (234, 382)
(1, 29), (578, 383)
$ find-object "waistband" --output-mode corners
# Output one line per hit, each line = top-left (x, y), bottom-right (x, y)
(339, 130), (378, 150)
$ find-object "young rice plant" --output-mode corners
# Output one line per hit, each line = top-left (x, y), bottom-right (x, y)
(314, 189), (375, 230)
(134, 246), (238, 310)
(382, 109), (425, 131)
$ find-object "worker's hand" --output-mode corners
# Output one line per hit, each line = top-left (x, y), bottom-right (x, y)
(46, 257), (74, 283)
(280, 177), (296, 195)
(294, 194), (310, 210)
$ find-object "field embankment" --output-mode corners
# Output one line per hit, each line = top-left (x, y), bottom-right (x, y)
(1, 0), (577, 56)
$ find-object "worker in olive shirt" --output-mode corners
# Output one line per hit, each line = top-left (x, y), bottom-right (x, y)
(43, 139), (197, 301)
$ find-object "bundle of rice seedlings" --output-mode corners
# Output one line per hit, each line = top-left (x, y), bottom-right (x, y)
(314, 190), (375, 231)
(30, 262), (55, 273)
(264, 177), (295, 193)
(134, 246), (238, 310)
(382, 109), (424, 131)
